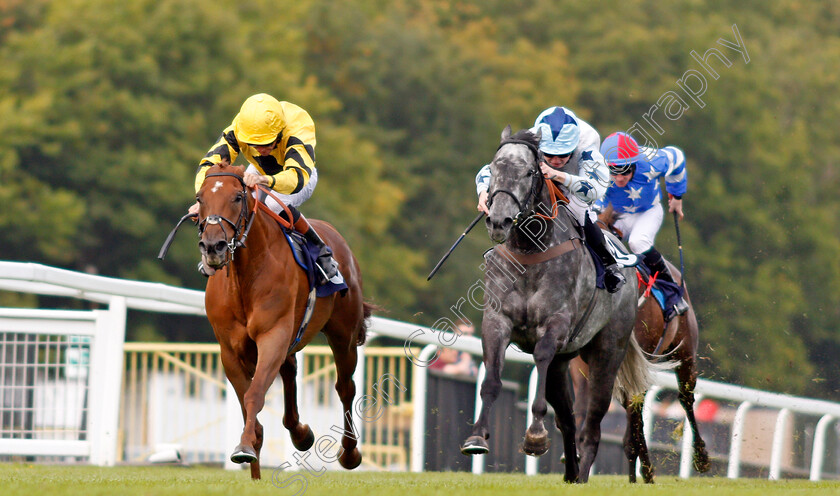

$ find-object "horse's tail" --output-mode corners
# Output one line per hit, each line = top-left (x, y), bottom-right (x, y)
(357, 301), (381, 346)
(613, 334), (678, 405)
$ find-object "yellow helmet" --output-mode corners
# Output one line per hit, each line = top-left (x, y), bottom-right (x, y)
(234, 93), (286, 145)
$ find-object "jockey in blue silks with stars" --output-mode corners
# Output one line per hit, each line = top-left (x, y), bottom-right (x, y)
(476, 106), (626, 293)
(597, 131), (690, 321)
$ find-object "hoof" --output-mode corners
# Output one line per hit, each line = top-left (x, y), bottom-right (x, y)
(292, 425), (315, 451)
(461, 436), (489, 455)
(694, 451), (711, 473)
(339, 447), (362, 470)
(522, 431), (549, 456)
(642, 463), (655, 483)
(230, 444), (257, 464)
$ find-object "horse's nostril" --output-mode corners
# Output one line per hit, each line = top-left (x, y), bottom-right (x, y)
(214, 240), (228, 254)
(487, 216), (514, 232)
(198, 241), (207, 254)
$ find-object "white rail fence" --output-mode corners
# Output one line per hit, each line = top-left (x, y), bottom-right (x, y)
(0, 304), (125, 465)
(0, 261), (838, 480)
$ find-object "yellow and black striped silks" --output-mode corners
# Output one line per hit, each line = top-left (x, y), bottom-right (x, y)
(194, 101), (316, 195)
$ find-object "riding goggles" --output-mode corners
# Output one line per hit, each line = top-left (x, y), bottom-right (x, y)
(608, 162), (635, 176)
(543, 151), (573, 160)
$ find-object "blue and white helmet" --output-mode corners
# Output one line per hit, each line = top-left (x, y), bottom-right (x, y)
(531, 106), (580, 156)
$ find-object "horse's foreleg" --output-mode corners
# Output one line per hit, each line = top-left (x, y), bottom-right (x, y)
(220, 349), (263, 479)
(327, 338), (362, 470)
(279, 354), (315, 451)
(461, 329), (510, 456)
(545, 356), (579, 483)
(237, 332), (289, 479)
(522, 329), (562, 457)
(676, 359), (710, 472)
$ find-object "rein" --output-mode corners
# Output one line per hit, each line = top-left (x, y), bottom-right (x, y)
(157, 171), (298, 266)
(199, 174), (299, 270)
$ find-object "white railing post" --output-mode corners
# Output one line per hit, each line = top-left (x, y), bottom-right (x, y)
(727, 401), (752, 478)
(769, 408), (791, 480)
(410, 345), (438, 472)
(525, 367), (539, 475)
(810, 414), (834, 481)
(353, 345), (366, 446)
(86, 297), (126, 466)
(471, 363), (487, 475)
(224, 380), (241, 470)
(101, 296), (127, 466)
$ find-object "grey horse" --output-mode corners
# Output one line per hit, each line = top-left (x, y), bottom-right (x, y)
(460, 126), (652, 483)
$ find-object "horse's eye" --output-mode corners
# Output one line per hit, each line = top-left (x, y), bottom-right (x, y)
(195, 196), (202, 204)
(234, 193), (244, 203)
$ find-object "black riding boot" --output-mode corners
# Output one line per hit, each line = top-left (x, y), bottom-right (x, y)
(293, 214), (341, 285)
(643, 248), (689, 321)
(583, 215), (625, 293)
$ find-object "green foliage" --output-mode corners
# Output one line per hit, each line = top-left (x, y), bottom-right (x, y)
(0, 0), (838, 399)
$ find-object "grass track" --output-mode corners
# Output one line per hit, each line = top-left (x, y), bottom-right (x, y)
(2, 464), (838, 496)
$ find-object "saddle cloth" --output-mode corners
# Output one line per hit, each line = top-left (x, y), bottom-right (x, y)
(585, 230), (640, 290)
(635, 263), (683, 314)
(283, 230), (348, 298)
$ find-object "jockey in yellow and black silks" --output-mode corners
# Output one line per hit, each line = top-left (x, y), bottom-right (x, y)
(189, 93), (342, 285)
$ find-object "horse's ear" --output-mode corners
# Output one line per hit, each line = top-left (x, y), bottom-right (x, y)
(533, 127), (542, 142)
(501, 125), (512, 141)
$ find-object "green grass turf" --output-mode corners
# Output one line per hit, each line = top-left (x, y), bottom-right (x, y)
(1, 464), (838, 496)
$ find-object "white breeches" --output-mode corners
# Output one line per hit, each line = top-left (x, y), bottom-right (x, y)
(613, 202), (664, 253)
(246, 165), (318, 214)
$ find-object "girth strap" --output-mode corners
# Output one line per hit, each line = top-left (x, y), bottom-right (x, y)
(496, 238), (581, 265)
(288, 286), (317, 354)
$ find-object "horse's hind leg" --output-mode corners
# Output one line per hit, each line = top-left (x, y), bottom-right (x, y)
(577, 339), (627, 483)
(326, 334), (362, 469)
(623, 397), (654, 483)
(545, 356), (579, 483)
(676, 357), (710, 472)
(279, 354), (315, 451)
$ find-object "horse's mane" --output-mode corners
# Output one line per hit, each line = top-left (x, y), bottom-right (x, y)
(205, 160), (244, 176)
(596, 205), (623, 238)
(508, 128), (540, 148)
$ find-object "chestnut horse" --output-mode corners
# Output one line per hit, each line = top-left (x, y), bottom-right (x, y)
(195, 163), (372, 479)
(568, 206), (710, 482)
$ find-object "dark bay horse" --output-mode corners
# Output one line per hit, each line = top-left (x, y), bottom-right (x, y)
(460, 126), (652, 483)
(196, 163), (373, 479)
(568, 206), (710, 482)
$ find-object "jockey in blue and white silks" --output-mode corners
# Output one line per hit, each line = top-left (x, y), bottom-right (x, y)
(597, 131), (689, 320)
(476, 106), (626, 293)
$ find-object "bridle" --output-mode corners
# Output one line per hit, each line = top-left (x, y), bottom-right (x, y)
(197, 172), (257, 268)
(486, 138), (547, 226)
